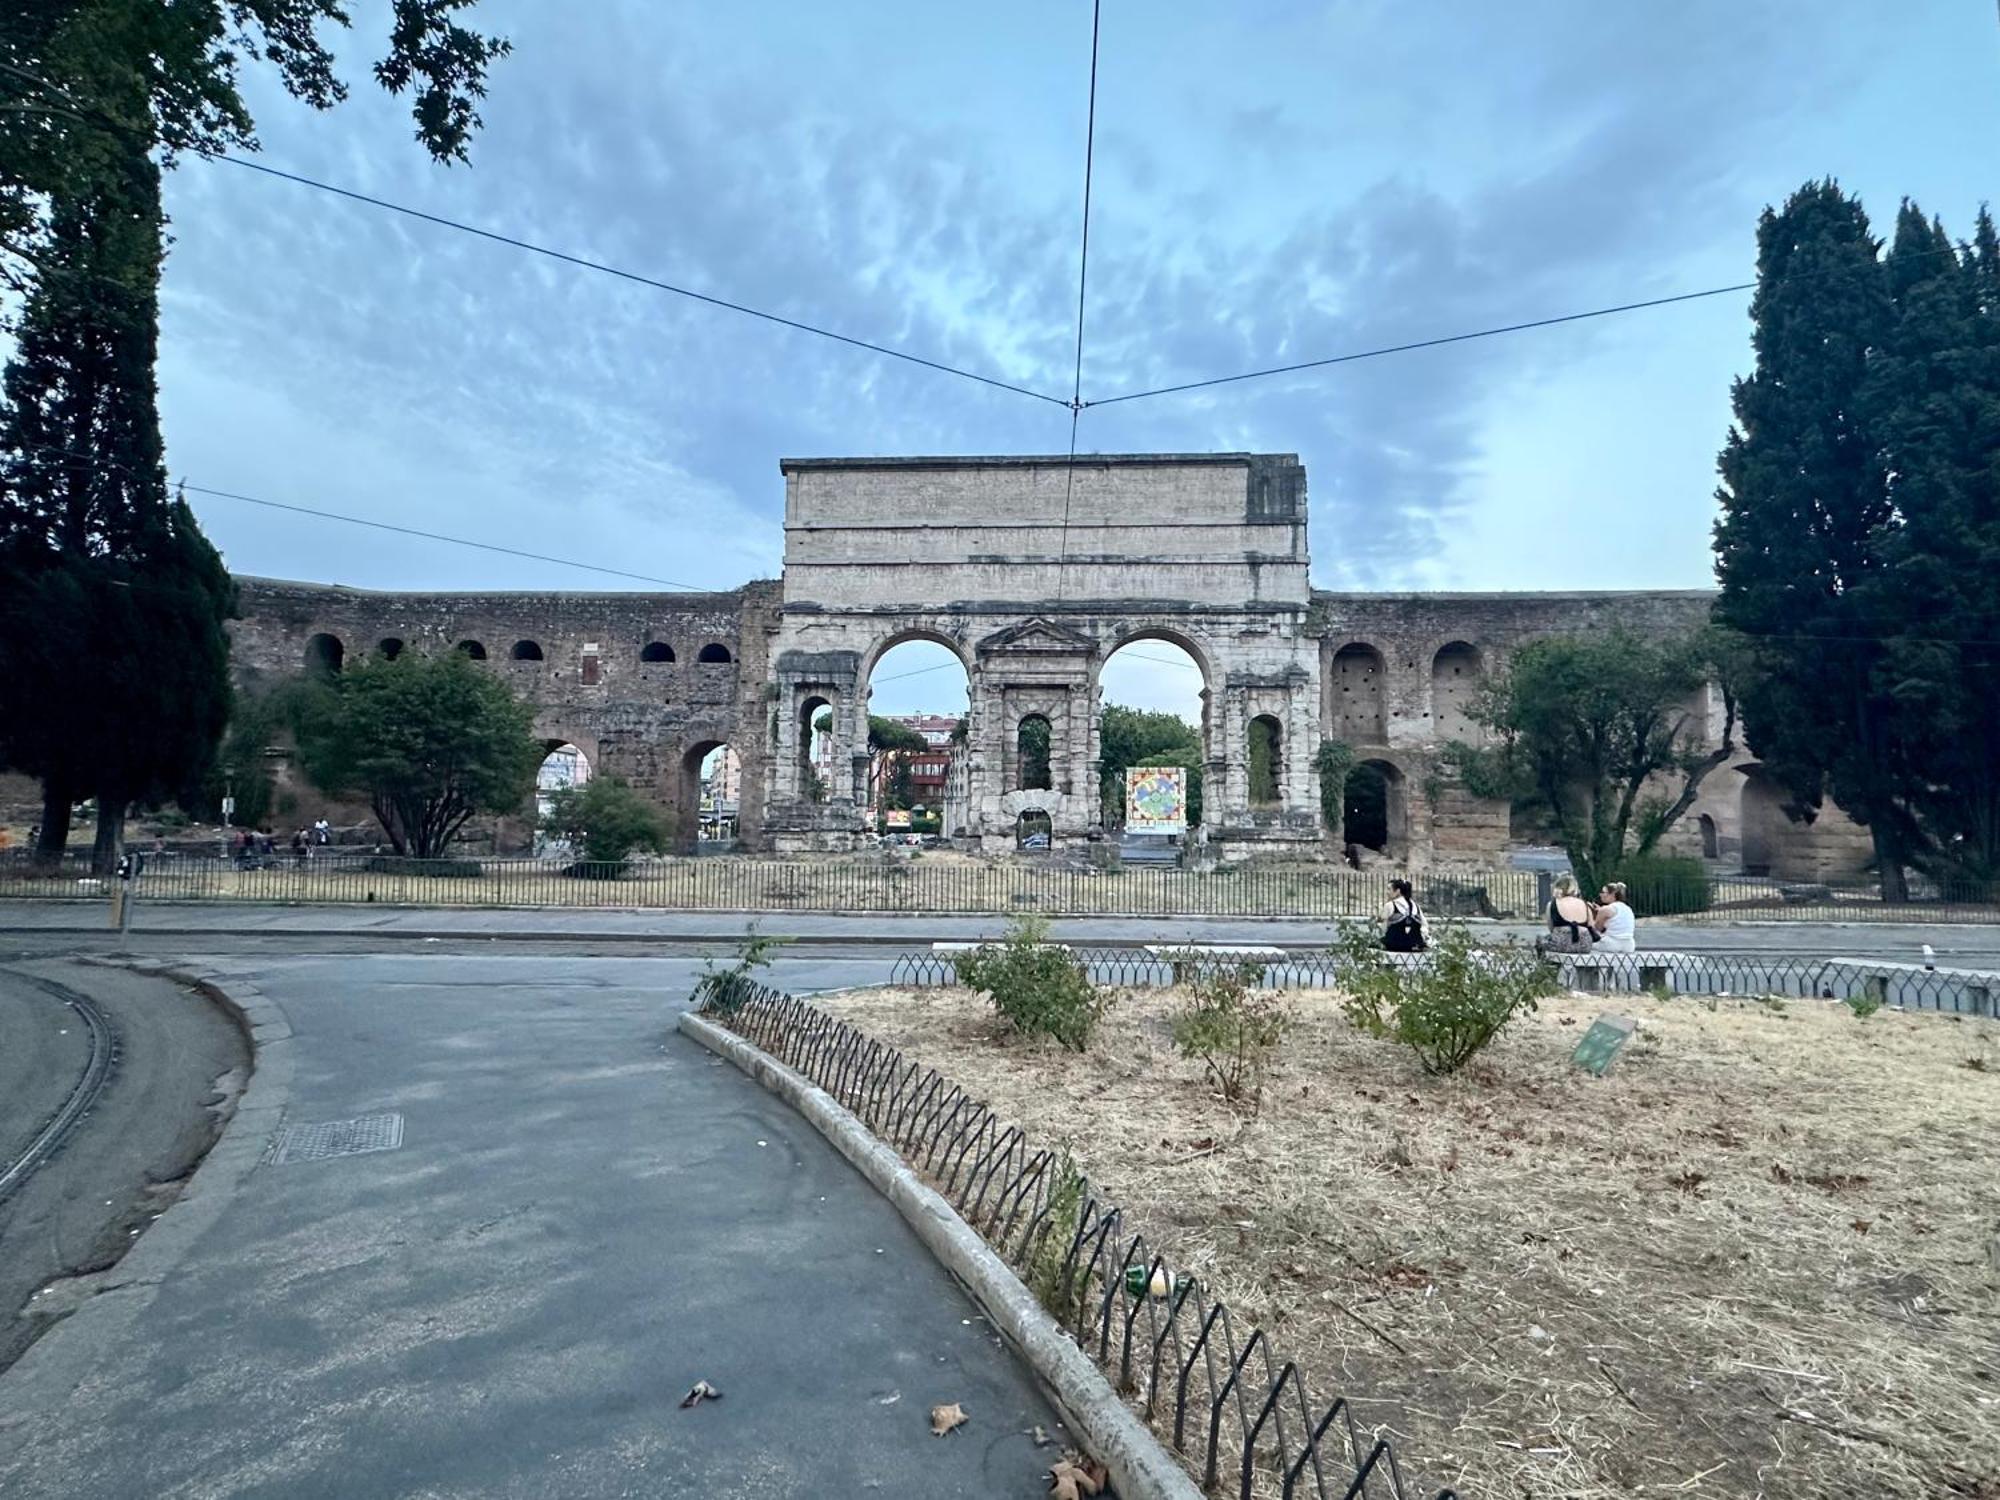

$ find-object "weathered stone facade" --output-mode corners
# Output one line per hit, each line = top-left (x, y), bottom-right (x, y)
(222, 453), (1869, 877)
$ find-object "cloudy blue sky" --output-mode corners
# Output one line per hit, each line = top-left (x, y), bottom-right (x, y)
(146, 1), (1998, 716)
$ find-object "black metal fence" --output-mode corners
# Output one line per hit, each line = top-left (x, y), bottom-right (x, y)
(890, 944), (2000, 1017)
(1, 848), (1995, 924)
(700, 980), (1458, 1500)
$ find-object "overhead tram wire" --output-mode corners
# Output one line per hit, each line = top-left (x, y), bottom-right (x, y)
(202, 155), (1070, 411)
(1051, 0), (1102, 606)
(11, 440), (720, 592)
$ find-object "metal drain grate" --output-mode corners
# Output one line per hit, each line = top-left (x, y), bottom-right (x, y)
(268, 1113), (405, 1165)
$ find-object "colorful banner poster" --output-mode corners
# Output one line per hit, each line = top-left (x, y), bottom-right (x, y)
(1125, 765), (1188, 835)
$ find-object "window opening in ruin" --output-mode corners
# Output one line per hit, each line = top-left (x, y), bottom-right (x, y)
(1016, 715), (1053, 791)
(1430, 641), (1481, 740)
(1016, 809), (1053, 851)
(581, 653), (601, 686)
(1329, 642), (1387, 744)
(641, 642), (675, 663)
(864, 637), (969, 835)
(697, 643), (732, 664)
(455, 640), (487, 660)
(511, 640), (544, 662)
(692, 742), (742, 850)
(1248, 715), (1282, 806)
(533, 741), (591, 856)
(1342, 760), (1400, 855)
(800, 696), (832, 803)
(377, 637), (404, 661)
(1699, 812), (1719, 860)
(304, 633), (344, 675)
(1098, 636), (1206, 832)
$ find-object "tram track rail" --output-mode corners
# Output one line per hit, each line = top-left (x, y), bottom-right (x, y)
(0, 968), (117, 1206)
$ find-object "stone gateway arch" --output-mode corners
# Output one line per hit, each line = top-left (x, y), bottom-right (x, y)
(223, 452), (1872, 877)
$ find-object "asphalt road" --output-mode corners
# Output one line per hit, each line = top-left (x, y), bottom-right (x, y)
(3, 898), (1999, 961)
(0, 962), (247, 1374)
(0, 949), (1067, 1499)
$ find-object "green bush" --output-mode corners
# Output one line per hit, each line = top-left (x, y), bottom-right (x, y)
(1609, 853), (1712, 916)
(953, 914), (1107, 1051)
(1331, 921), (1556, 1076)
(542, 776), (670, 869)
(694, 922), (786, 1016)
(1170, 960), (1286, 1111)
(1025, 1150), (1088, 1322)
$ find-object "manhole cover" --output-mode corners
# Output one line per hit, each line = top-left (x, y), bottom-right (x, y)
(268, 1113), (405, 1165)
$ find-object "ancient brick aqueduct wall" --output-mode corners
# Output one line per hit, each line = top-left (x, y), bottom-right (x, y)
(223, 454), (1870, 876)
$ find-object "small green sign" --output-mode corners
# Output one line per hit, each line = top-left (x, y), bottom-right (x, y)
(1571, 1014), (1637, 1076)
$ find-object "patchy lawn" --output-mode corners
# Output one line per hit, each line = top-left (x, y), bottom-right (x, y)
(817, 983), (2000, 1499)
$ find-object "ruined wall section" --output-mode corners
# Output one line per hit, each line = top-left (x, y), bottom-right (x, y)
(229, 576), (769, 850)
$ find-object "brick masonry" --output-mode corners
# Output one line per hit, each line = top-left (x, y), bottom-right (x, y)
(220, 455), (1869, 876)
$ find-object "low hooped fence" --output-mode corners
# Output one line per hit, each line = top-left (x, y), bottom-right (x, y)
(699, 979), (1460, 1500)
(889, 944), (2000, 1017)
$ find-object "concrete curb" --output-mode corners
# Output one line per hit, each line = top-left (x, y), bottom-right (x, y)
(678, 1010), (1204, 1500)
(0, 961), (293, 1461)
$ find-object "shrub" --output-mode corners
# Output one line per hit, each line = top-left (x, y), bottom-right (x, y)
(1170, 961), (1286, 1111)
(1026, 1150), (1087, 1322)
(1609, 853), (1712, 916)
(542, 776), (670, 870)
(1331, 921), (1556, 1076)
(952, 914), (1107, 1050)
(694, 922), (785, 1016)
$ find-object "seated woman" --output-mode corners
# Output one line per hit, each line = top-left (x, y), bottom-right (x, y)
(1544, 874), (1597, 953)
(1594, 882), (1637, 954)
(1380, 878), (1427, 952)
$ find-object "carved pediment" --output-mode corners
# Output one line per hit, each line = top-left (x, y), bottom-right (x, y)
(975, 617), (1098, 659)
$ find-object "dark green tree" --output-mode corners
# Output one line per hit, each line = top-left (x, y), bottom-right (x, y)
(541, 775), (670, 874)
(1442, 630), (1735, 893)
(1858, 205), (2000, 890)
(292, 651), (540, 858)
(866, 713), (927, 809)
(0, 138), (233, 869)
(1097, 705), (1203, 826)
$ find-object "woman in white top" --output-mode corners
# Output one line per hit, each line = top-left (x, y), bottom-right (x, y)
(1594, 882), (1637, 954)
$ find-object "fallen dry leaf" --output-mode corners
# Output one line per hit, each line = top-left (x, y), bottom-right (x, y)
(929, 1401), (967, 1437)
(679, 1379), (722, 1409)
(1048, 1450), (1107, 1498)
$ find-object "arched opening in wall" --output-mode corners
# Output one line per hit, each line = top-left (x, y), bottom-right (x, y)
(1099, 635), (1206, 838)
(1431, 641), (1482, 741)
(1699, 813), (1720, 861)
(641, 642), (675, 663)
(1739, 767), (1788, 877)
(682, 741), (742, 852)
(1342, 759), (1406, 862)
(1016, 809), (1052, 851)
(697, 643), (732, 664)
(533, 741), (592, 857)
(511, 640), (544, 662)
(799, 695), (832, 803)
(863, 636), (969, 834)
(1248, 715), (1283, 807)
(455, 640), (487, 661)
(1016, 715), (1053, 791)
(304, 633), (344, 676)
(377, 637), (404, 661)
(1329, 643), (1387, 744)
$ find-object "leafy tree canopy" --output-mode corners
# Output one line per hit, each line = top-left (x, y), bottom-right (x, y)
(293, 650), (539, 858)
(866, 714), (927, 754)
(1442, 629), (1735, 892)
(542, 775), (669, 869)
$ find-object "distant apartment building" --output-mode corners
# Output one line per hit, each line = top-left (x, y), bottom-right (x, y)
(870, 713), (961, 822)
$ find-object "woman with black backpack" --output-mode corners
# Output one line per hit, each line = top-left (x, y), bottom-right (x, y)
(1381, 878), (1428, 952)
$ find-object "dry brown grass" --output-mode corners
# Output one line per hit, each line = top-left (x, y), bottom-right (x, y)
(818, 982), (2000, 1499)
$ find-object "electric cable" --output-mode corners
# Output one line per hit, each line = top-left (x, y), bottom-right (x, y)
(1051, 0), (1102, 604)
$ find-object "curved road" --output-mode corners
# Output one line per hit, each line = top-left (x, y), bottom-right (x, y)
(0, 971), (96, 1192)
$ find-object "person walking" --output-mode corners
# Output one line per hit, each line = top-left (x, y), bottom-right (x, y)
(1594, 882), (1637, 954)
(1543, 874), (1598, 954)
(1381, 878), (1428, 952)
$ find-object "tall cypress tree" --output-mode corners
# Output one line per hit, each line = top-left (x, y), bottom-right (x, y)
(0, 127), (233, 867)
(1867, 205), (2000, 889)
(1714, 182), (1917, 896)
